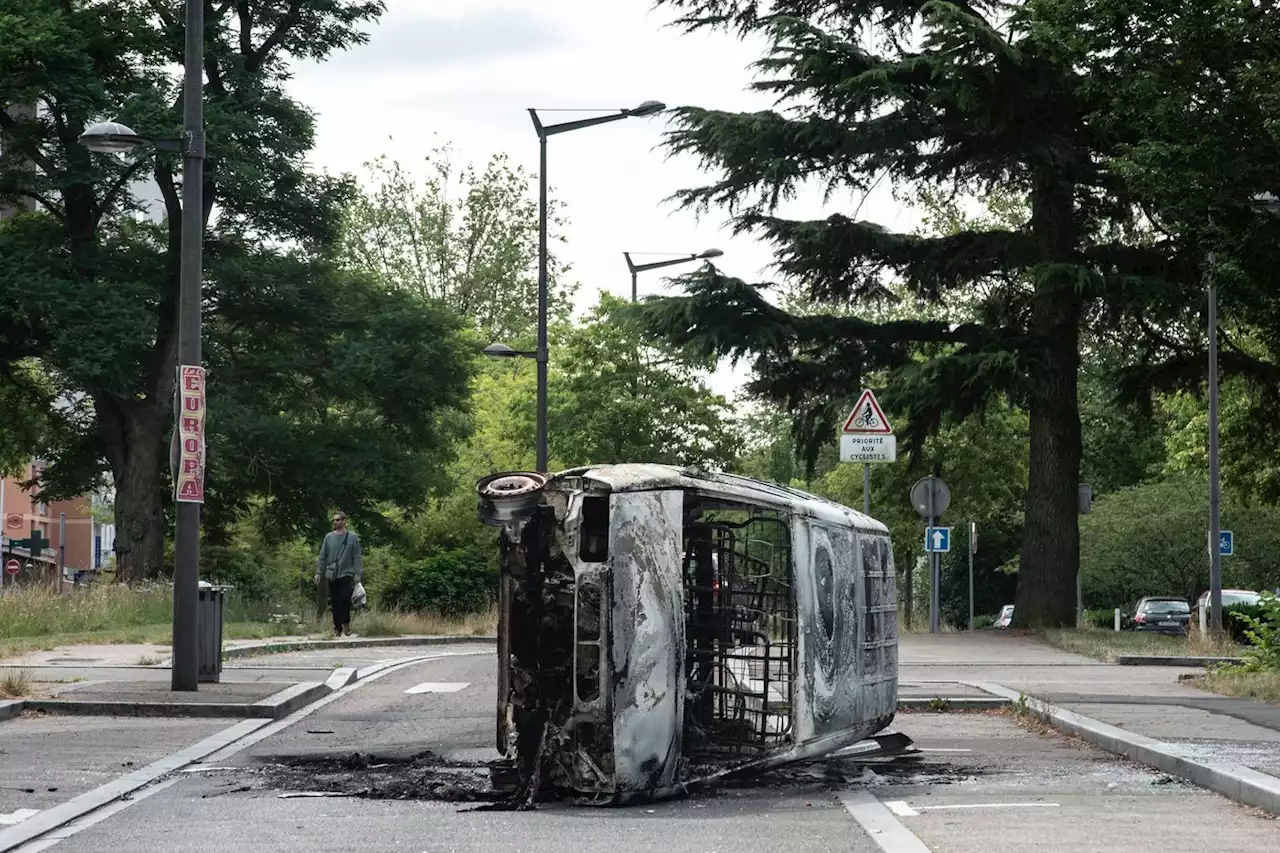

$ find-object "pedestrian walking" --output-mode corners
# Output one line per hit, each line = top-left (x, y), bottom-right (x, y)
(313, 510), (362, 638)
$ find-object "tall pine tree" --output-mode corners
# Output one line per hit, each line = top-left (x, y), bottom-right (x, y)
(640, 0), (1280, 625)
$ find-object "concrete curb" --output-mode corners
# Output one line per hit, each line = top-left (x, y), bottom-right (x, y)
(969, 681), (1280, 817)
(0, 699), (24, 721)
(897, 696), (1008, 711)
(220, 634), (497, 661)
(1115, 655), (1242, 667)
(20, 680), (332, 720)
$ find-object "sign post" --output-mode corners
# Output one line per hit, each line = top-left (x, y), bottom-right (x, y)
(968, 521), (976, 631)
(840, 389), (896, 516)
(911, 476), (951, 634)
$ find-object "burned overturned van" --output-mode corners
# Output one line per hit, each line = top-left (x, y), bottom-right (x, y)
(476, 464), (898, 805)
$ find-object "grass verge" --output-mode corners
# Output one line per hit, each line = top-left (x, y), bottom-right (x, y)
(1039, 627), (1243, 663)
(0, 584), (497, 662)
(1187, 670), (1280, 704)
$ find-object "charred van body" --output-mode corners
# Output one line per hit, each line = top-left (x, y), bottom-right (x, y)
(476, 464), (898, 805)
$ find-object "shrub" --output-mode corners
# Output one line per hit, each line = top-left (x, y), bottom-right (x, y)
(1224, 603), (1270, 646)
(1230, 592), (1280, 672)
(377, 547), (496, 617)
(1085, 608), (1117, 629)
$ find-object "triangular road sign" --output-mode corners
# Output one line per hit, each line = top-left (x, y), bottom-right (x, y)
(842, 389), (893, 434)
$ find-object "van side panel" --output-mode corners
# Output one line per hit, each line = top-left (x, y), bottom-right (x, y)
(793, 519), (857, 739)
(607, 489), (685, 792)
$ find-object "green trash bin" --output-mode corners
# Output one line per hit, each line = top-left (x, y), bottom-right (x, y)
(198, 582), (230, 683)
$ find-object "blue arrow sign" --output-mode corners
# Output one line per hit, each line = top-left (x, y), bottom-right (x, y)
(925, 527), (951, 553)
(1220, 530), (1234, 556)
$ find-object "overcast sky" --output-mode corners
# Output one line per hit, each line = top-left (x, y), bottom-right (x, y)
(285, 0), (922, 398)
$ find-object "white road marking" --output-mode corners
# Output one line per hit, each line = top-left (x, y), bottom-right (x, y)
(921, 802), (1060, 811)
(0, 812), (38, 829)
(404, 681), (470, 694)
(838, 792), (932, 853)
(9, 651), (493, 852)
(882, 800), (1060, 819)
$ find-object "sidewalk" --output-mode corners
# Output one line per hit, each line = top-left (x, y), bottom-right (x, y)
(898, 630), (1280, 811)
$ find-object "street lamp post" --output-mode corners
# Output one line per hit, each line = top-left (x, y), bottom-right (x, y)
(78, 0), (205, 691)
(525, 100), (665, 472)
(622, 249), (723, 302)
(1205, 191), (1280, 635)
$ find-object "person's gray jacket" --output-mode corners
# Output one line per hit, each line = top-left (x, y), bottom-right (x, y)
(316, 530), (362, 581)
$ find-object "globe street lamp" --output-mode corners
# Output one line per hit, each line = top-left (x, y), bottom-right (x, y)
(79, 0), (205, 692)
(622, 249), (724, 301)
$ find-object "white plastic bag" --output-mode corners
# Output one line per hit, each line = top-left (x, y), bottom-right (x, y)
(351, 581), (367, 608)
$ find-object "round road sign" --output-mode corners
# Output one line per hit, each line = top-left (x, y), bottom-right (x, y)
(5, 559), (19, 576)
(910, 475), (950, 520)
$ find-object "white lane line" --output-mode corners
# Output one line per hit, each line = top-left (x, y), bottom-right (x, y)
(885, 801), (920, 817)
(10, 650), (494, 852)
(404, 682), (469, 695)
(882, 800), (1060, 818)
(838, 792), (932, 853)
(923, 802), (1060, 811)
(0, 813), (38, 829)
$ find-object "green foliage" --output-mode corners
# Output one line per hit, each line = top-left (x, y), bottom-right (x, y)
(1085, 609), (1117, 630)
(1224, 592), (1280, 672)
(337, 146), (575, 343)
(556, 293), (742, 470)
(377, 547), (495, 617)
(204, 248), (473, 543)
(1080, 472), (1280, 609)
(0, 1), (478, 577)
(642, 0), (1280, 627)
(1224, 603), (1272, 648)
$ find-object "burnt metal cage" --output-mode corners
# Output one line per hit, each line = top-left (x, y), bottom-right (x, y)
(681, 506), (795, 756)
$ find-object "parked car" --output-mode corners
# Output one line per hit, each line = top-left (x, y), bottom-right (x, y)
(992, 604), (1014, 628)
(1190, 589), (1261, 630)
(1130, 597), (1190, 634)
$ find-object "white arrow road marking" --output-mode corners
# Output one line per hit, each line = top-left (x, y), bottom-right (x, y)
(404, 682), (470, 695)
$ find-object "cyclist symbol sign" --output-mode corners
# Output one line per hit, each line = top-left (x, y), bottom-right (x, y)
(839, 389), (896, 463)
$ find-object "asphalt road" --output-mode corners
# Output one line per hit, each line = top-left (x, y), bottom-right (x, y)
(11, 650), (1279, 853)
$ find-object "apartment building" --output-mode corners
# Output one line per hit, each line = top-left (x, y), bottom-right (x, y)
(0, 461), (115, 586)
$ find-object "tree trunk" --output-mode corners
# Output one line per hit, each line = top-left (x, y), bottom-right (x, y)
(1014, 297), (1082, 627)
(100, 397), (169, 582)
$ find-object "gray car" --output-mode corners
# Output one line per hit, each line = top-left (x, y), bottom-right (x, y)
(1130, 597), (1190, 634)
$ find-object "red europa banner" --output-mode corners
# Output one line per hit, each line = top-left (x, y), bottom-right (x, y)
(175, 365), (206, 504)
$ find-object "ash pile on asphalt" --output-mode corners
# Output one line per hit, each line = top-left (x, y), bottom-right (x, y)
(259, 749), (975, 807)
(261, 750), (503, 803)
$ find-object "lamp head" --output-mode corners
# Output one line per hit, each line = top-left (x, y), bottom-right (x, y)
(627, 100), (666, 117)
(697, 248), (724, 259)
(483, 343), (517, 358)
(78, 121), (147, 153)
